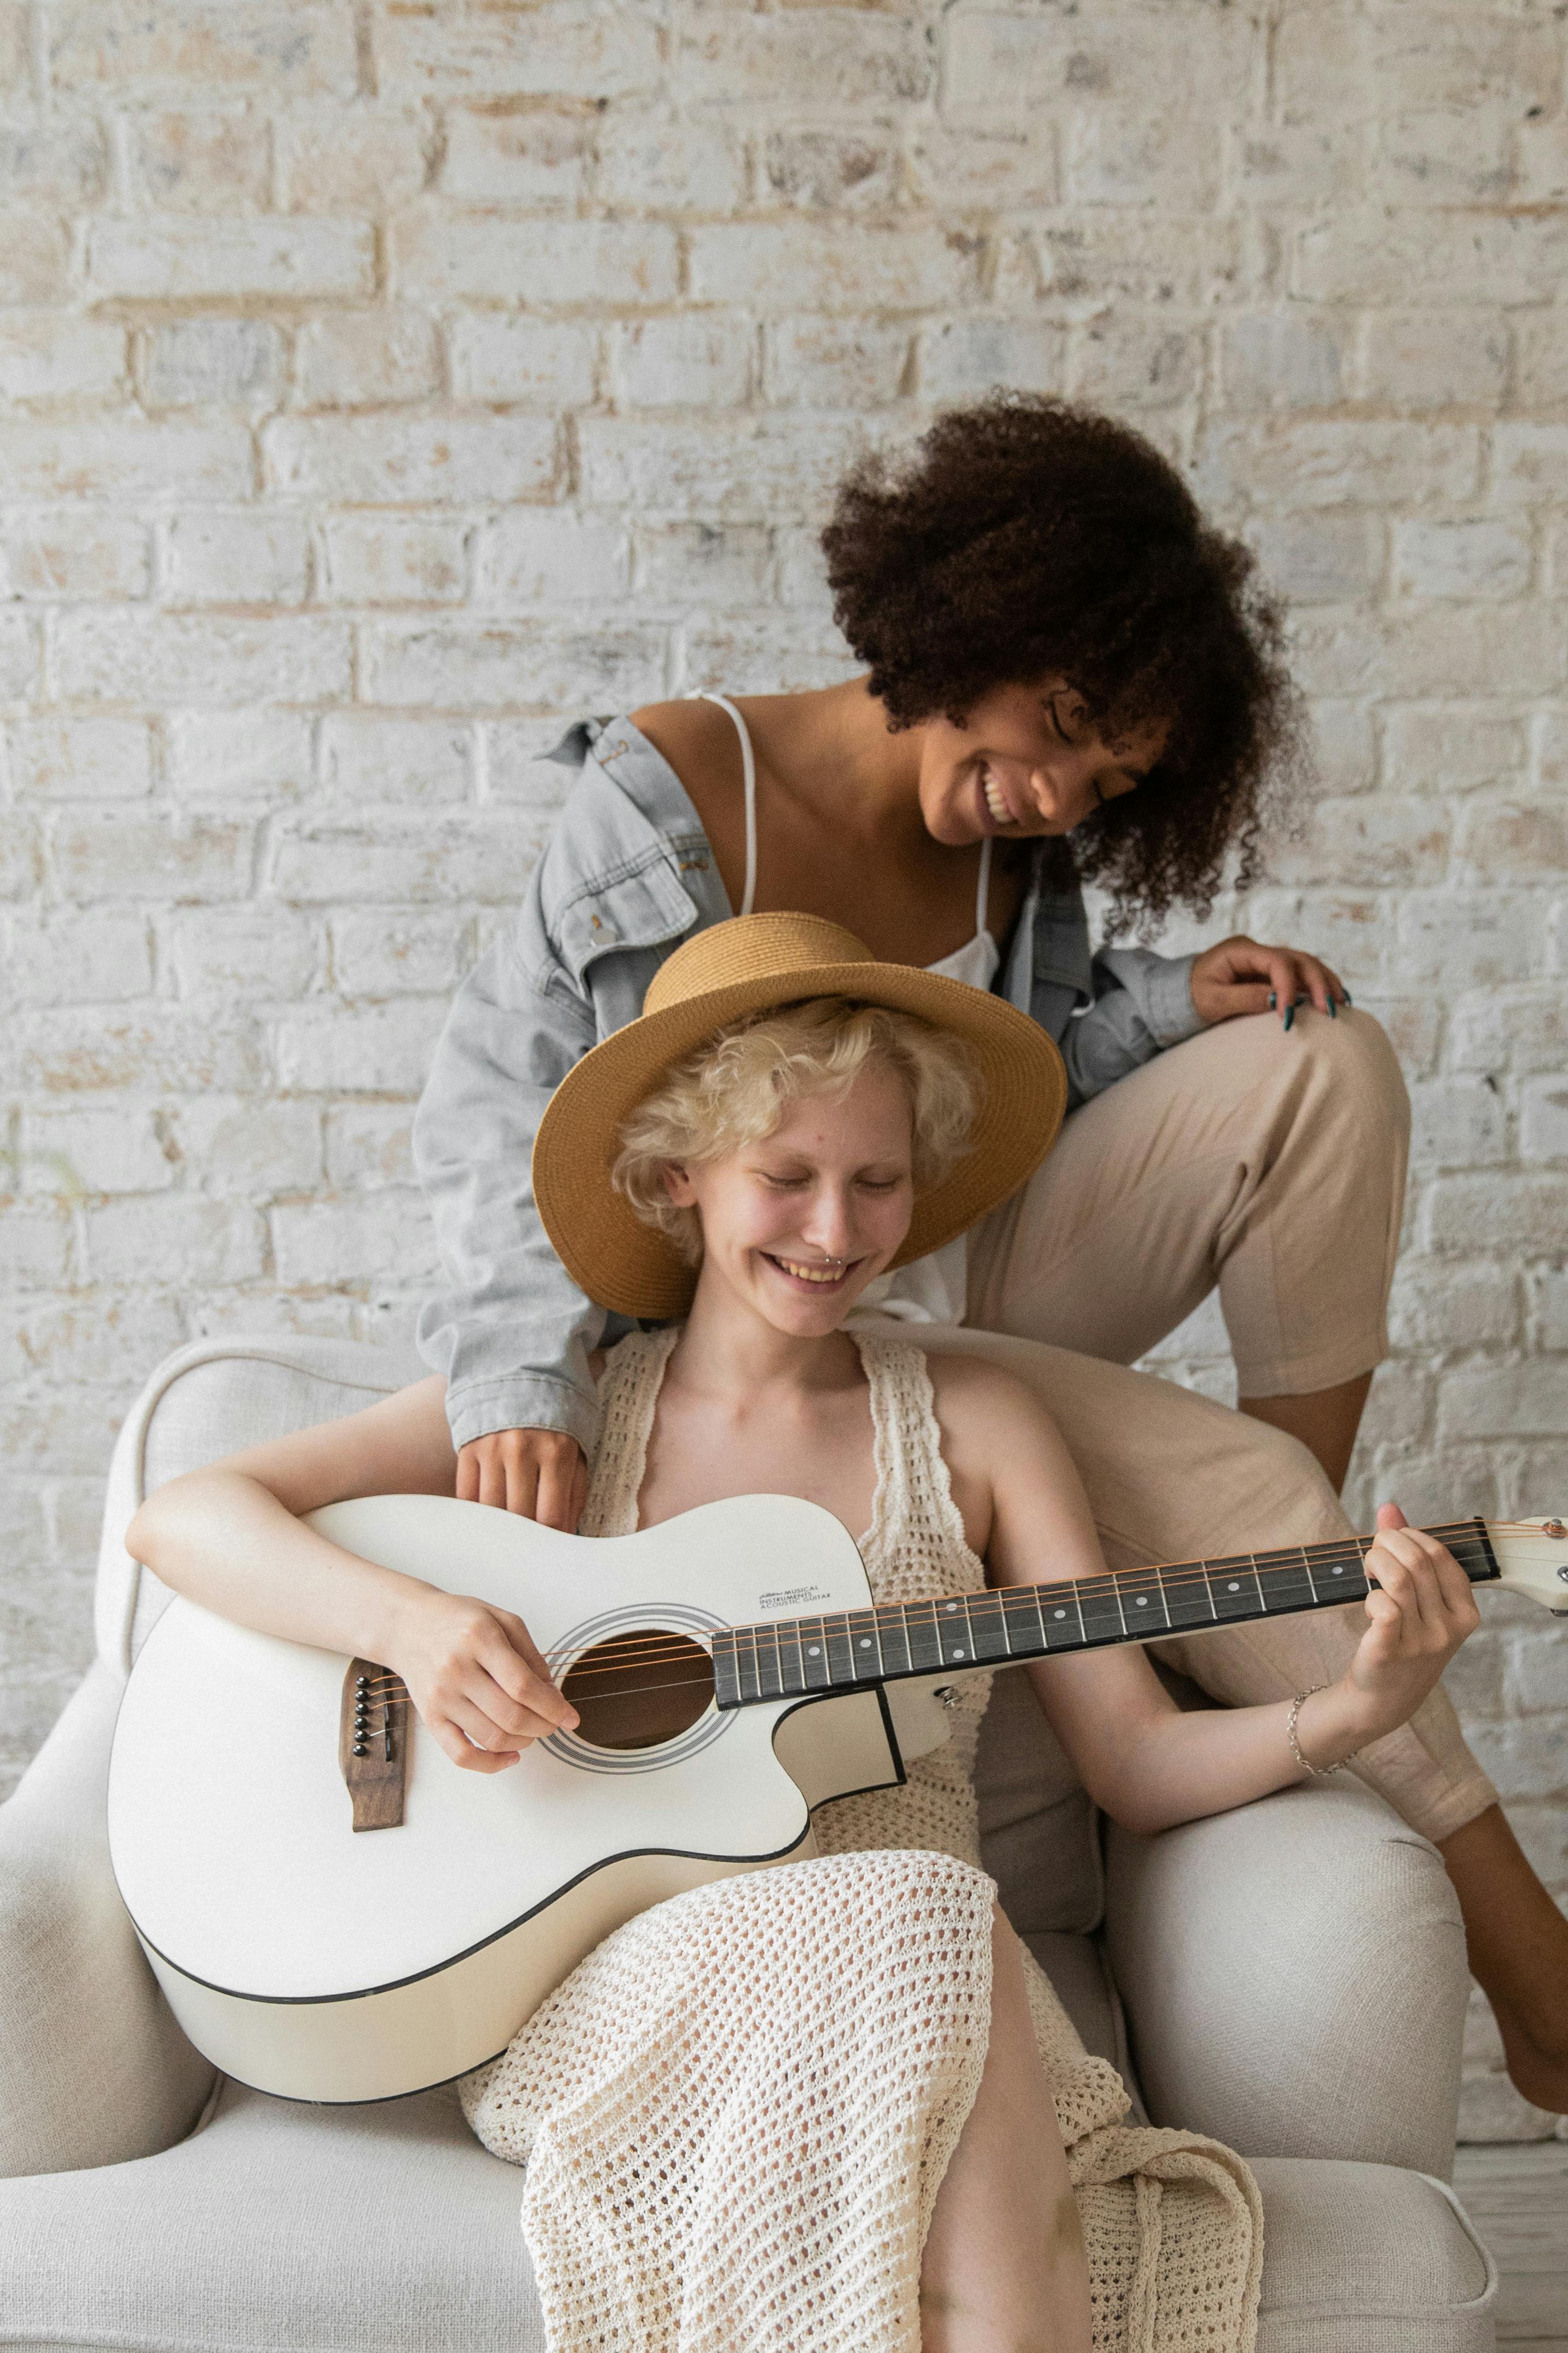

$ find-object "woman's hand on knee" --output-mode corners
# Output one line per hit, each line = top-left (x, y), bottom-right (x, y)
(1320, 1503), (1483, 1756)
(456, 1427), (588, 1529)
(1190, 934), (1349, 1028)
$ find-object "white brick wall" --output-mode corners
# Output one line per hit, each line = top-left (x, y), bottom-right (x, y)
(0, 0), (1563, 2138)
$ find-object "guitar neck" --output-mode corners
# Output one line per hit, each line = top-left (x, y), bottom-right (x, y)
(711, 1518), (1501, 1711)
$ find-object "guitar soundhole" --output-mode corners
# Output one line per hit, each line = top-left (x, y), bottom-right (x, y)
(561, 1629), (715, 1752)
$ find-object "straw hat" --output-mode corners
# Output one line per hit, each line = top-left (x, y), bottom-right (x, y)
(533, 912), (1067, 1319)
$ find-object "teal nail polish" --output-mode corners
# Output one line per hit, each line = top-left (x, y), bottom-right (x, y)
(1283, 1003), (1295, 1033)
(1268, 990), (1277, 1011)
(1329, 997), (1337, 1019)
(1343, 989), (1353, 1007)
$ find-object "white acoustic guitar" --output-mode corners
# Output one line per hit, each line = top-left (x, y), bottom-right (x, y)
(107, 1498), (1568, 2104)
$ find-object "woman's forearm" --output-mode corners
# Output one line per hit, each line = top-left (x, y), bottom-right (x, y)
(1030, 1659), (1368, 1838)
(1112, 1685), (1374, 1836)
(126, 1471), (433, 1665)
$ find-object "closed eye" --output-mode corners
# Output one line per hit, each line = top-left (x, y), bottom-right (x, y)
(1047, 694), (1087, 746)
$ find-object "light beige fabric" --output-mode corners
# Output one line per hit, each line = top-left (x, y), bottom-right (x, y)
(0, 2092), (1495, 2353)
(969, 1006), (1408, 1399)
(1103, 1781), (1469, 2179)
(0, 1663), (214, 2181)
(1245, 2160), (1494, 2353)
(464, 1331), (1264, 2353)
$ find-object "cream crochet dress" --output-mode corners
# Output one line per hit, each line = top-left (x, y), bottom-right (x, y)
(462, 1329), (1264, 2353)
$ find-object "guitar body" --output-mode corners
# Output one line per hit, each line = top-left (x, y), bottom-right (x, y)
(107, 1494), (919, 2103)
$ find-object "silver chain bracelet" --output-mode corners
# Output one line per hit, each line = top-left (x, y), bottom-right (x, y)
(1288, 1685), (1352, 1779)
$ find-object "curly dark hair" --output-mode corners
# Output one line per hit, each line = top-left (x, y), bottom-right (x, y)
(821, 395), (1307, 935)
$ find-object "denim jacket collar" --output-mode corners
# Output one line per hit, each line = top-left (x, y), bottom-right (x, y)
(540, 718), (731, 987)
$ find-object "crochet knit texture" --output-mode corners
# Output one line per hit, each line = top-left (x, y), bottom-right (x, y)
(462, 1330), (1264, 2352)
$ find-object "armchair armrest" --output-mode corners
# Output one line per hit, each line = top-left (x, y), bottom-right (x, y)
(1103, 1780), (1467, 2178)
(0, 1661), (215, 2178)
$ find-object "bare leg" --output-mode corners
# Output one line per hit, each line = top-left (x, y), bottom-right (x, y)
(1238, 1369), (1374, 1495)
(1438, 1806), (1568, 2114)
(921, 1910), (1091, 2353)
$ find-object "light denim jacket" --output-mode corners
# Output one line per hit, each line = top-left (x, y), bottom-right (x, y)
(414, 717), (1205, 1452)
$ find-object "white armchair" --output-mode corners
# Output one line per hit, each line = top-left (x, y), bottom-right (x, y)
(0, 1337), (1497, 2352)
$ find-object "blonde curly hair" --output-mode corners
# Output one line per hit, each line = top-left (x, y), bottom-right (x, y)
(612, 998), (980, 1267)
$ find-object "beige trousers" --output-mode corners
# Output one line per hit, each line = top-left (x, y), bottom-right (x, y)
(894, 1008), (1495, 1845)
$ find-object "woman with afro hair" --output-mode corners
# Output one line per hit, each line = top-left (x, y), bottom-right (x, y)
(413, 395), (1568, 2115)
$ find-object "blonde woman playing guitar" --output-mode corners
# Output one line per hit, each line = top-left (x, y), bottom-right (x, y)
(126, 920), (1487, 2353)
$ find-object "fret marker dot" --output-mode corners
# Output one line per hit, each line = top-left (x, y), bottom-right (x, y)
(1227, 1582), (1240, 1592)
(945, 1602), (958, 1612)
(859, 1639), (871, 1650)
(1053, 1608), (1067, 1619)
(1332, 1567), (1344, 1577)
(951, 1648), (965, 1660)
(1135, 1596), (1148, 1607)
(807, 1646), (820, 1658)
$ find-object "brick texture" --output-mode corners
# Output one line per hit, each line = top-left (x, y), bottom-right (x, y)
(0, 0), (1563, 2144)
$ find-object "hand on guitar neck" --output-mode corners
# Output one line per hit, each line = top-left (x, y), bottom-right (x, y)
(1286, 1502), (1482, 1774)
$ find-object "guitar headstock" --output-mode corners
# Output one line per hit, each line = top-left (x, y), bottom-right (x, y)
(1483, 1518), (1568, 1614)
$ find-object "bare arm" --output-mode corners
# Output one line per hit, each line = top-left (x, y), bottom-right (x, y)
(125, 1377), (577, 1773)
(934, 1360), (1480, 1838)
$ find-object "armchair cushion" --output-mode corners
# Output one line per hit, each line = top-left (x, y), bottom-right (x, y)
(1104, 1779), (1469, 2178)
(1247, 2160), (1494, 2353)
(0, 2077), (547, 2353)
(0, 2097), (1492, 2353)
(0, 1664), (213, 2181)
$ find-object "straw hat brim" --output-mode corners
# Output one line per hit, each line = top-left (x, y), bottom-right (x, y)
(534, 950), (1068, 1321)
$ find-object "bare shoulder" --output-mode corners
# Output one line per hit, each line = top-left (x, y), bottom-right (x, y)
(924, 1351), (1061, 1465)
(629, 698), (740, 794)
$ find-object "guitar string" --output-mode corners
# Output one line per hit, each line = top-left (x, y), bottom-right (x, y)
(348, 1547), (1498, 1703)
(345, 1522), (1551, 1694)
(347, 1524), (1537, 1690)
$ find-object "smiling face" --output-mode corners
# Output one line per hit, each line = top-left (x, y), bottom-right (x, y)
(663, 1063), (917, 1337)
(916, 678), (1169, 848)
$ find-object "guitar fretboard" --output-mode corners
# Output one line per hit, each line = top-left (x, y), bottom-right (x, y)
(710, 1519), (1500, 1710)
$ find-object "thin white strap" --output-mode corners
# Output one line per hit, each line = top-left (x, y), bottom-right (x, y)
(691, 691), (757, 919)
(975, 834), (992, 938)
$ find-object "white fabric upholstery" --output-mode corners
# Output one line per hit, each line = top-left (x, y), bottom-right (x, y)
(0, 2078), (548, 2353)
(0, 1664), (213, 2179)
(0, 2108), (1492, 2353)
(1104, 1781), (1468, 2179)
(0, 1336), (1496, 2352)
(1248, 2161), (1494, 2353)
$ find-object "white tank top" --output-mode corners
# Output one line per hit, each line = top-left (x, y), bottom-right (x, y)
(693, 693), (997, 1327)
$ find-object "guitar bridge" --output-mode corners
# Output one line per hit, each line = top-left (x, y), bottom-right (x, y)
(338, 1660), (410, 1831)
